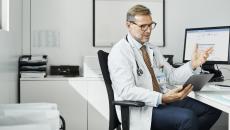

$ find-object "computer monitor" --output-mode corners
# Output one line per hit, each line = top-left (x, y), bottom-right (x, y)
(183, 26), (230, 82)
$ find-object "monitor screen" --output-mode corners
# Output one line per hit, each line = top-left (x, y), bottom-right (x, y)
(183, 26), (230, 64)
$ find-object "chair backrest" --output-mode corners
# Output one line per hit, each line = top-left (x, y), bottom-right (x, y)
(97, 50), (121, 130)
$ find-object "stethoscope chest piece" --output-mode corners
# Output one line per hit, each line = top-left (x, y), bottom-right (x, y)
(136, 61), (143, 76)
(137, 67), (143, 76)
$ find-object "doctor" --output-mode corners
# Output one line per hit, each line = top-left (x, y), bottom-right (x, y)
(108, 4), (221, 130)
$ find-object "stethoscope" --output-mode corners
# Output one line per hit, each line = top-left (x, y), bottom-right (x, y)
(125, 35), (144, 76)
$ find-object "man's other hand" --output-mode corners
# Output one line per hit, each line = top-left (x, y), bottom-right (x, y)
(191, 44), (213, 69)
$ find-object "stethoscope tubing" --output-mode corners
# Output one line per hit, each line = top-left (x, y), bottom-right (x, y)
(125, 35), (144, 76)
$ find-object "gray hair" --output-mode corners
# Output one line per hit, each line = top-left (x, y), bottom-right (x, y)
(126, 4), (151, 22)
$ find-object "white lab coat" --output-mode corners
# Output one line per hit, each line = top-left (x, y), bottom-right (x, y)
(108, 34), (195, 130)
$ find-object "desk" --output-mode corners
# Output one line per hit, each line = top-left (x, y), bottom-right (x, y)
(189, 84), (230, 130)
(21, 77), (229, 130)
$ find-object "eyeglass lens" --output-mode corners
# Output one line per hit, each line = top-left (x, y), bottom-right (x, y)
(141, 22), (156, 31)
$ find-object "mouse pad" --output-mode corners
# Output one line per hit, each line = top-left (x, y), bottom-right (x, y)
(183, 74), (214, 91)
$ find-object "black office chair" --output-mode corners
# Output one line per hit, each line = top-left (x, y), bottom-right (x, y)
(97, 50), (145, 130)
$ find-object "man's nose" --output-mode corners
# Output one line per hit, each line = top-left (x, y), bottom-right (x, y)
(145, 27), (152, 33)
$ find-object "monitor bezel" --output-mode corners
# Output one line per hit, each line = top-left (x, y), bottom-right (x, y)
(183, 26), (230, 64)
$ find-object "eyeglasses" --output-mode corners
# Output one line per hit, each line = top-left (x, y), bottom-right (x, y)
(130, 21), (157, 31)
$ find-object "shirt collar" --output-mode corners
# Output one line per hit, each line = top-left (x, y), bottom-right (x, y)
(127, 33), (149, 50)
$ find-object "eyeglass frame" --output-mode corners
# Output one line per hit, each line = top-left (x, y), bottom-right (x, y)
(129, 21), (157, 31)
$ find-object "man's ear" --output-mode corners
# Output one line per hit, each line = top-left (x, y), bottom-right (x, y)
(126, 21), (130, 28)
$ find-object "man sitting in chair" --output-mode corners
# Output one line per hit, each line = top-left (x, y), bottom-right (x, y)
(108, 4), (221, 130)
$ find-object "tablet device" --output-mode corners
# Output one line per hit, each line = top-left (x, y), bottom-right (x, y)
(183, 74), (214, 91)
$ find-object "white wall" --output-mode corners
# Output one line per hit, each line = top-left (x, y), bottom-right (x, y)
(23, 0), (108, 76)
(0, 0), (22, 103)
(23, 0), (230, 75)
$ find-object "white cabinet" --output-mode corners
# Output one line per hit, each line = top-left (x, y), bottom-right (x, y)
(20, 77), (109, 130)
(87, 80), (109, 130)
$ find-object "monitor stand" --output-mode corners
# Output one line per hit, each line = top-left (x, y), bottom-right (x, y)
(201, 64), (224, 82)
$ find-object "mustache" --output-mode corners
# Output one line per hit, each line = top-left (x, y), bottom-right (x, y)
(143, 35), (150, 38)
(143, 33), (151, 37)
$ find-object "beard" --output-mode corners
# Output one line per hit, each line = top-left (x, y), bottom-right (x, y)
(139, 35), (150, 44)
(131, 32), (151, 44)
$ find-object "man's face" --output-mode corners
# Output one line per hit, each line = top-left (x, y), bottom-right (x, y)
(127, 15), (154, 44)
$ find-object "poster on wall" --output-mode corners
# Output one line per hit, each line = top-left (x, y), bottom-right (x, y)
(93, 0), (165, 47)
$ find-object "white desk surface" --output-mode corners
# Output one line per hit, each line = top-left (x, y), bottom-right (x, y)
(188, 81), (230, 130)
(190, 85), (230, 111)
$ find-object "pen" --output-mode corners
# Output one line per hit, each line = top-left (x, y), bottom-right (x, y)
(215, 84), (230, 87)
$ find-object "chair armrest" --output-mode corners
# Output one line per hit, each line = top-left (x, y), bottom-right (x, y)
(113, 100), (145, 107)
(113, 100), (145, 130)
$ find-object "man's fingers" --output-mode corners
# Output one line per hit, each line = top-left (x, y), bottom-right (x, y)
(203, 53), (209, 60)
(183, 84), (192, 92)
(205, 47), (214, 54)
(175, 86), (183, 92)
(194, 44), (198, 53)
(180, 84), (193, 99)
(200, 47), (213, 62)
(183, 85), (193, 98)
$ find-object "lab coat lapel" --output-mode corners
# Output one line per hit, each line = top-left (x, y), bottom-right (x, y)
(127, 38), (146, 69)
(133, 48), (145, 66)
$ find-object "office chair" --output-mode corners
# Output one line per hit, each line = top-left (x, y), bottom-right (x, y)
(97, 50), (145, 130)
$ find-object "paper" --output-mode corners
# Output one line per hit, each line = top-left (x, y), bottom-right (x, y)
(0, 103), (59, 130)
(0, 124), (51, 130)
